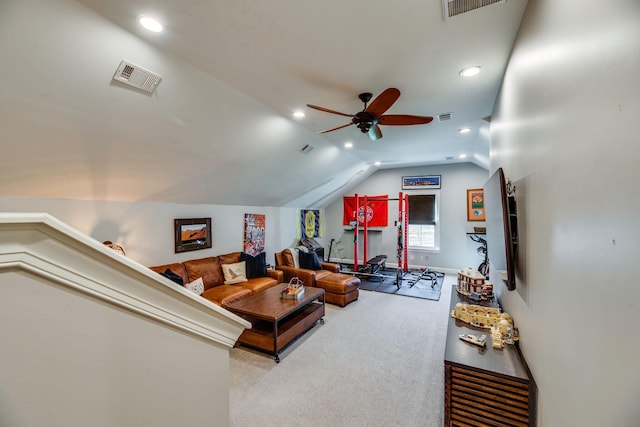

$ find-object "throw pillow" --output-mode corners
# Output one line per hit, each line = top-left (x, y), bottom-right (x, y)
(185, 277), (204, 295)
(299, 250), (322, 270)
(161, 268), (184, 285)
(221, 261), (248, 285)
(241, 252), (267, 278)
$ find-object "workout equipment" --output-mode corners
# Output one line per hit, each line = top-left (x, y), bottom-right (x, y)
(349, 193), (410, 288)
(356, 254), (387, 281)
(469, 233), (489, 278)
(406, 266), (444, 288)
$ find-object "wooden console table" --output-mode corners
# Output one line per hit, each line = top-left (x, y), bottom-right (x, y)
(444, 286), (535, 426)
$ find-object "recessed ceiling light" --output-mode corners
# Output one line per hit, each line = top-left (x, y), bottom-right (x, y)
(293, 111), (305, 118)
(458, 127), (471, 134)
(459, 66), (481, 77)
(139, 16), (163, 32)
(344, 142), (353, 149)
(374, 161), (381, 166)
(458, 153), (467, 159)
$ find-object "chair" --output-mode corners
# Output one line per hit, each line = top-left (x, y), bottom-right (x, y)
(274, 249), (360, 307)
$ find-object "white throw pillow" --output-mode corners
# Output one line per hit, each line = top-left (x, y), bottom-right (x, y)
(221, 261), (248, 285)
(185, 277), (204, 295)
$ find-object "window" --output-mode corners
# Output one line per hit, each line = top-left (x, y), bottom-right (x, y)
(408, 194), (438, 250)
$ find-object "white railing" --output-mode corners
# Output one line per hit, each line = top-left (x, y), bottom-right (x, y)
(0, 212), (248, 427)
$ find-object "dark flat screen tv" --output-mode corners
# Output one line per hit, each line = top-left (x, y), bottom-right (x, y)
(483, 167), (518, 291)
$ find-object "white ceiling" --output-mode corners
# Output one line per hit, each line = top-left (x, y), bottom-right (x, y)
(0, 0), (527, 207)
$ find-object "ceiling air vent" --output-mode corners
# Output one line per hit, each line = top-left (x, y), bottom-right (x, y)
(443, 0), (505, 20)
(113, 60), (161, 94)
(437, 112), (453, 122)
(300, 144), (315, 154)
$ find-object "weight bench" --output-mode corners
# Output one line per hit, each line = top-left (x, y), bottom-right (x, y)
(357, 255), (387, 280)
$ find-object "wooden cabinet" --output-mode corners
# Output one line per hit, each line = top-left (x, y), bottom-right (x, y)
(444, 287), (536, 426)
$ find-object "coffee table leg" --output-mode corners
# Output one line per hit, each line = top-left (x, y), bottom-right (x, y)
(273, 319), (279, 363)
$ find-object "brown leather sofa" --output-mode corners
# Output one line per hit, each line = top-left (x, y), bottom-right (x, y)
(274, 249), (360, 307)
(150, 252), (283, 307)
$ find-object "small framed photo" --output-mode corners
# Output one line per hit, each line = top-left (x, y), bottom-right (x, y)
(402, 175), (441, 190)
(174, 218), (212, 253)
(466, 189), (486, 221)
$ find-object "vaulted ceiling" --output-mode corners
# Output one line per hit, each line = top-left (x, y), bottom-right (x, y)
(0, 0), (527, 207)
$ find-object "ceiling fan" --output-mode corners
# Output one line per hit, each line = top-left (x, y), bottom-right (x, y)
(306, 88), (433, 141)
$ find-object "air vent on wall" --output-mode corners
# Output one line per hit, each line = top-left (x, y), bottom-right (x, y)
(300, 144), (315, 154)
(442, 0), (506, 20)
(113, 60), (161, 94)
(437, 112), (453, 122)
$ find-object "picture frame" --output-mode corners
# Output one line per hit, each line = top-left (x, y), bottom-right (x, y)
(174, 218), (212, 253)
(402, 175), (441, 190)
(466, 189), (486, 221)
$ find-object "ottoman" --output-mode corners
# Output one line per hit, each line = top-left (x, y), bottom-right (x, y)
(315, 273), (360, 307)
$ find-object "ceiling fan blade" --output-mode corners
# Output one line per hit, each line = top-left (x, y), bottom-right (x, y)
(306, 104), (355, 118)
(318, 122), (353, 134)
(365, 88), (401, 117)
(377, 114), (434, 126)
(368, 125), (383, 141)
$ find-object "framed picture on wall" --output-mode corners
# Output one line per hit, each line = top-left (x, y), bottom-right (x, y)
(402, 175), (441, 190)
(466, 189), (486, 221)
(174, 218), (212, 253)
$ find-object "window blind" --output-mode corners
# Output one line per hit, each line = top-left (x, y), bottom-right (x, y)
(408, 195), (436, 225)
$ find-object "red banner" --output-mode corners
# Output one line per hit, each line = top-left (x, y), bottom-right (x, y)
(343, 195), (388, 227)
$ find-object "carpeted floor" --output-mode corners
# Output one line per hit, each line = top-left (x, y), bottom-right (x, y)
(229, 275), (455, 427)
(358, 269), (445, 301)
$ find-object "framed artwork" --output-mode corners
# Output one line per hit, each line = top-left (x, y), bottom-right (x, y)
(174, 218), (212, 253)
(402, 175), (441, 190)
(243, 213), (265, 256)
(466, 189), (486, 221)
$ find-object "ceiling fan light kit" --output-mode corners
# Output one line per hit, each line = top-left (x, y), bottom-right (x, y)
(307, 88), (433, 141)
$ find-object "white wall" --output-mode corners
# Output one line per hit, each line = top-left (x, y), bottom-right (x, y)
(0, 197), (301, 267)
(491, 0), (640, 425)
(1, 270), (230, 427)
(324, 163), (489, 271)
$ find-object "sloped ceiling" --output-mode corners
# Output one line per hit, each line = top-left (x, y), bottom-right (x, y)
(0, 0), (527, 207)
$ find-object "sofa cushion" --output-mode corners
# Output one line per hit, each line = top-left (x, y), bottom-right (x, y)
(299, 250), (322, 270)
(202, 284), (251, 307)
(282, 248), (300, 268)
(218, 252), (241, 265)
(241, 251), (267, 278)
(149, 263), (190, 285)
(183, 257), (224, 290)
(239, 277), (279, 293)
(221, 261), (248, 284)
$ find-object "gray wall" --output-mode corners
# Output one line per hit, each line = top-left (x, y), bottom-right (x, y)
(0, 197), (300, 267)
(491, 0), (640, 425)
(324, 163), (489, 271)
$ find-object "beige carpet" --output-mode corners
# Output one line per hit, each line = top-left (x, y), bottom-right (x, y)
(229, 275), (455, 427)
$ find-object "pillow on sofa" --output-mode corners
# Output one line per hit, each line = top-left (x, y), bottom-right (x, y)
(221, 261), (248, 285)
(241, 252), (267, 278)
(299, 250), (322, 270)
(161, 268), (184, 285)
(185, 277), (204, 295)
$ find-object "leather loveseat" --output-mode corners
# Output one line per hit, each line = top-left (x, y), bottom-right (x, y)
(274, 248), (360, 307)
(150, 252), (283, 307)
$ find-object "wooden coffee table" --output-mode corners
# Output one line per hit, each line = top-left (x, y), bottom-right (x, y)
(226, 284), (325, 362)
